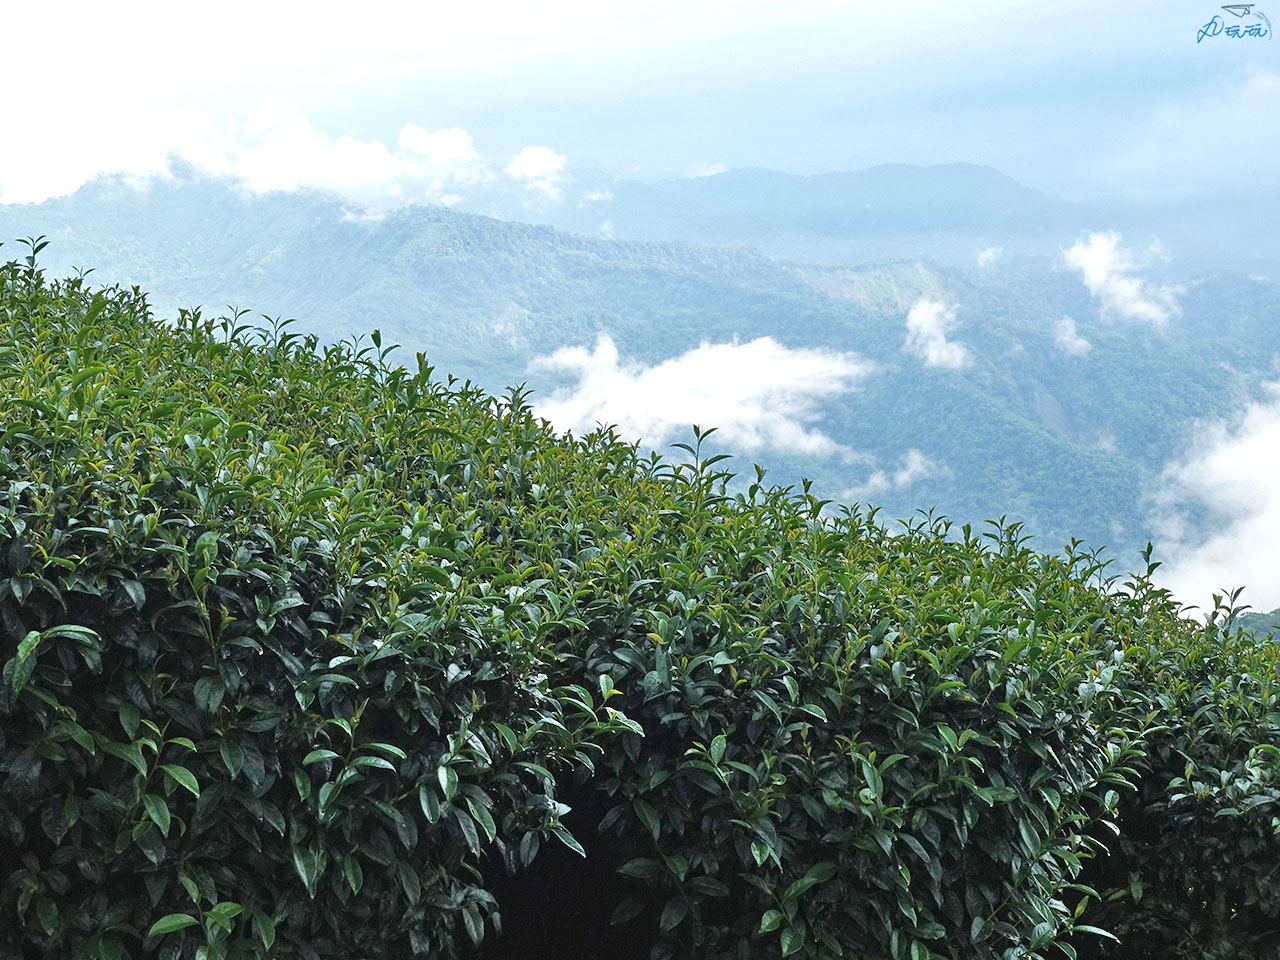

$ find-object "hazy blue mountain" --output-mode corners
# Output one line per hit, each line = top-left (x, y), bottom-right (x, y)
(457, 163), (1079, 267)
(515, 164), (1071, 262)
(0, 174), (881, 386)
(469, 163), (1280, 276)
(3, 171), (1278, 574)
(1238, 608), (1280, 638)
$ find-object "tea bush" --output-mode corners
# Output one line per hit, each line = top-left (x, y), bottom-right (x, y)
(1073, 584), (1280, 959)
(1, 247), (1277, 959)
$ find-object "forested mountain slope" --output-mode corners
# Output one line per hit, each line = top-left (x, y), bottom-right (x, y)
(4, 174), (1279, 572)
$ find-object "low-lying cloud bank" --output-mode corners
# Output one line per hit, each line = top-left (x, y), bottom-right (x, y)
(1063, 232), (1181, 326)
(0, 97), (568, 206)
(1054, 315), (1091, 356)
(1149, 383), (1280, 613)
(530, 335), (870, 459)
(903, 299), (972, 370)
(842, 448), (939, 500)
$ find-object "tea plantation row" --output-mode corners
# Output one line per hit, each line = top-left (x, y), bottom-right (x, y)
(2, 248), (1278, 958)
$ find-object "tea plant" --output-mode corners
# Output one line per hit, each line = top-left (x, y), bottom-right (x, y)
(1, 246), (1277, 959)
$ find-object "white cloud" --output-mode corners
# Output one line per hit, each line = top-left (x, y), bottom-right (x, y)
(893, 448), (937, 486)
(230, 102), (497, 200)
(903, 299), (972, 370)
(3, 3), (1274, 208)
(0, 95), (542, 206)
(686, 161), (729, 178)
(582, 188), (614, 203)
(1054, 315), (1091, 356)
(0, 1), (737, 200)
(396, 124), (491, 196)
(504, 146), (569, 199)
(843, 448), (938, 500)
(398, 125), (478, 165)
(340, 206), (389, 225)
(235, 99), (399, 192)
(977, 246), (1002, 268)
(1149, 384), (1280, 612)
(530, 334), (870, 458)
(0, 100), (226, 205)
(1063, 232), (1181, 326)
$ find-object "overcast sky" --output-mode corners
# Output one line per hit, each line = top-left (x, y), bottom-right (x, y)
(3, 0), (1278, 205)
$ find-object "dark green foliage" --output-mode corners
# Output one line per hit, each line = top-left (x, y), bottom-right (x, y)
(1075, 588), (1280, 959)
(12, 175), (1280, 563)
(2, 252), (1278, 959)
(0, 252), (628, 958)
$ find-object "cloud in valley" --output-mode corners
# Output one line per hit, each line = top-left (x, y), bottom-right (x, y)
(1063, 232), (1180, 326)
(530, 335), (870, 458)
(977, 246), (1002, 268)
(1054, 315), (1091, 356)
(843, 448), (939, 500)
(1148, 384), (1280, 613)
(903, 299), (972, 370)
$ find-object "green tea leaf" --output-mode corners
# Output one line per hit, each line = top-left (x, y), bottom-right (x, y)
(159, 764), (199, 797)
(147, 914), (199, 937)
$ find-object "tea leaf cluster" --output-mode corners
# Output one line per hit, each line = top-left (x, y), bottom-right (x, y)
(2, 250), (1277, 959)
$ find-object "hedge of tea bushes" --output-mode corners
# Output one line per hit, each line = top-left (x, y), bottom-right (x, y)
(1072, 582), (1280, 960)
(1, 249), (1277, 960)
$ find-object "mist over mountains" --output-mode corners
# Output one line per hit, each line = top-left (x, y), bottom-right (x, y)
(457, 161), (1280, 276)
(3, 161), (1278, 609)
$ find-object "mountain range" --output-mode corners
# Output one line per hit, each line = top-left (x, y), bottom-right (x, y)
(3, 163), (1277, 598)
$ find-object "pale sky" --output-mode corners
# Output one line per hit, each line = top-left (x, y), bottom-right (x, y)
(3, 0), (1278, 205)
